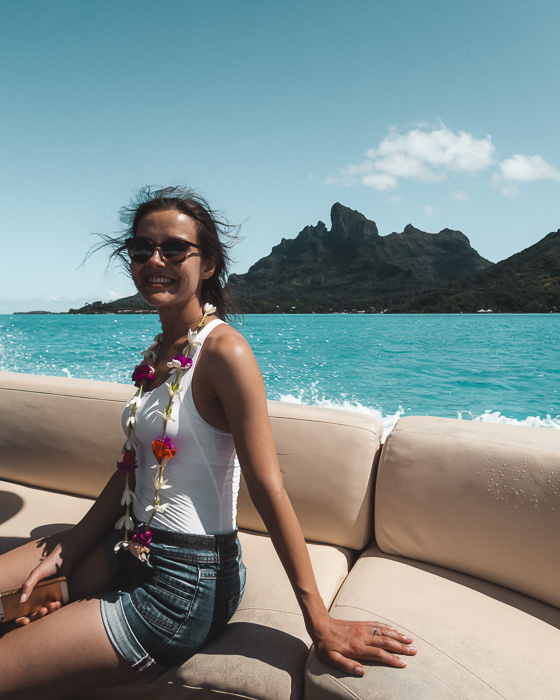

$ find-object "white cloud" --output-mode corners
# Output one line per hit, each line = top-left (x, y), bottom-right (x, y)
(498, 184), (521, 198)
(326, 124), (496, 191)
(362, 172), (398, 190)
(449, 190), (469, 201)
(496, 154), (560, 182)
(423, 204), (436, 214)
(325, 123), (560, 198)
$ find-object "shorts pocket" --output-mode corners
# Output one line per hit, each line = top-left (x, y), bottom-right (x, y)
(225, 586), (244, 624)
(131, 570), (199, 634)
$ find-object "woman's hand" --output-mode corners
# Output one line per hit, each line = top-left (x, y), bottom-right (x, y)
(15, 543), (67, 626)
(312, 616), (417, 676)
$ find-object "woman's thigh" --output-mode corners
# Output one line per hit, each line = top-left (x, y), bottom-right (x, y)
(0, 595), (139, 700)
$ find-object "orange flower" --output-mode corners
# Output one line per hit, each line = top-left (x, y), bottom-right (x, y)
(152, 437), (177, 463)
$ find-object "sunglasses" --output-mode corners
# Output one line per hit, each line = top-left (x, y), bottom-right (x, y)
(125, 237), (203, 264)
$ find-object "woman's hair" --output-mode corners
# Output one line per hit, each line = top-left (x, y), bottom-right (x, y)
(100, 186), (238, 319)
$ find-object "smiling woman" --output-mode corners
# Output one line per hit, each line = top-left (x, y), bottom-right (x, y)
(0, 186), (415, 698)
(101, 186), (239, 320)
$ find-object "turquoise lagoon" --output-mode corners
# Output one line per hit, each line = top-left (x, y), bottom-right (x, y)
(1, 313), (558, 436)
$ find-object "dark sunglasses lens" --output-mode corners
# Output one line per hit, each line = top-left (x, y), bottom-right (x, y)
(126, 240), (153, 262)
(160, 241), (189, 261)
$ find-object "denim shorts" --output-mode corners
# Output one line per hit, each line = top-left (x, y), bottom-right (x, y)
(99, 527), (246, 673)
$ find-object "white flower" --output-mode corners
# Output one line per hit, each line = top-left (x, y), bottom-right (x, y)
(122, 438), (133, 451)
(126, 396), (141, 410)
(121, 487), (134, 505)
(182, 329), (201, 356)
(155, 410), (175, 423)
(140, 347), (158, 361)
(203, 303), (217, 315)
(165, 382), (180, 397)
(145, 502), (170, 514)
(153, 476), (172, 490)
(114, 540), (129, 553)
(115, 514), (134, 531)
(166, 358), (184, 374)
(126, 416), (136, 429)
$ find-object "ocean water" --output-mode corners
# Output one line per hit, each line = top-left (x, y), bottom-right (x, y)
(1, 313), (558, 437)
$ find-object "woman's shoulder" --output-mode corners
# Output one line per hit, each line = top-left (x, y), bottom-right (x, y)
(203, 321), (254, 365)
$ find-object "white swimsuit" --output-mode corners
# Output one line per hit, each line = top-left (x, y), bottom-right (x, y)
(124, 319), (241, 534)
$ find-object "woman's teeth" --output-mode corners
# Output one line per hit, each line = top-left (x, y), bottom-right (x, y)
(147, 276), (174, 285)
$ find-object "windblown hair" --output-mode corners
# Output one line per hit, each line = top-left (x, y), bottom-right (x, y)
(99, 186), (238, 319)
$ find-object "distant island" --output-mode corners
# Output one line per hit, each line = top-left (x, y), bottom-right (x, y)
(67, 203), (560, 314)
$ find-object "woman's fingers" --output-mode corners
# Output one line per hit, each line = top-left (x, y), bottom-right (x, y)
(369, 627), (417, 655)
(328, 650), (366, 676)
(19, 567), (42, 603)
(15, 592), (62, 626)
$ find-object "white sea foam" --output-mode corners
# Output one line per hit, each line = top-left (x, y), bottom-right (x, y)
(278, 392), (404, 441)
(458, 409), (560, 430)
(279, 393), (560, 441)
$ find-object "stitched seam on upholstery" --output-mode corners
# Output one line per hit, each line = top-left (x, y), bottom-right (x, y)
(0, 386), (129, 403)
(272, 413), (382, 438)
(333, 605), (508, 698)
(317, 674), (363, 700)
(164, 682), (259, 698)
(237, 606), (305, 617)
(0, 477), (97, 501)
(382, 428), (560, 458)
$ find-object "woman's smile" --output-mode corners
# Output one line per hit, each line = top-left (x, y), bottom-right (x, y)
(145, 275), (177, 287)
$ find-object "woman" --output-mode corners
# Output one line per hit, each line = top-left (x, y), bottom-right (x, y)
(0, 187), (416, 698)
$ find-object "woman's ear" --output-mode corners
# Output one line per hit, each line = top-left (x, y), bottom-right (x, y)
(200, 257), (217, 280)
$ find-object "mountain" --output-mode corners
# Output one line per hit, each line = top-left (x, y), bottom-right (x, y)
(392, 229), (560, 313)
(227, 203), (493, 312)
(68, 293), (153, 314)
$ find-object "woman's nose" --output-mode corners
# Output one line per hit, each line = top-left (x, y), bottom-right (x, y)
(150, 247), (166, 265)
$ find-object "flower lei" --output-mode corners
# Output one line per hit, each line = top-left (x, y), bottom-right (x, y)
(114, 303), (217, 562)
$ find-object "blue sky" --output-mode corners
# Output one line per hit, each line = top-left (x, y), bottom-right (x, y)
(1, 0), (559, 313)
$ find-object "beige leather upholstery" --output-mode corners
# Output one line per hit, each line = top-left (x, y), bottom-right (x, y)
(3, 373), (560, 699)
(238, 401), (381, 550)
(0, 373), (131, 497)
(0, 481), (93, 553)
(305, 545), (560, 699)
(375, 416), (560, 607)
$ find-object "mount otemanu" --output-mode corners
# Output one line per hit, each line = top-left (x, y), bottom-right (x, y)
(68, 203), (559, 314)
(227, 203), (492, 313)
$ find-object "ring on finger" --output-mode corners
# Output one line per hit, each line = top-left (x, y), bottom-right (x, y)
(373, 626), (379, 636)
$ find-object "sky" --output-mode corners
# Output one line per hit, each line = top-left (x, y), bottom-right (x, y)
(1, 0), (559, 313)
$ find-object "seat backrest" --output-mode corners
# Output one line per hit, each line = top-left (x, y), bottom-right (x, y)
(375, 416), (560, 607)
(0, 372), (382, 550)
(237, 401), (382, 550)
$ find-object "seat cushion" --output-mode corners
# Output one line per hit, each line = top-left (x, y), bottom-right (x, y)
(305, 545), (560, 699)
(83, 530), (354, 700)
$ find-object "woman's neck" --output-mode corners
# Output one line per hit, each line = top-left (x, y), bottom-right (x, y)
(157, 299), (207, 347)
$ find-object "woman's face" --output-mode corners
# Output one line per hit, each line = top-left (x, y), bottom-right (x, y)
(131, 209), (214, 311)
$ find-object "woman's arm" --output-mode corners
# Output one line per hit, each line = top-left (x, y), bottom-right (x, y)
(209, 333), (417, 675)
